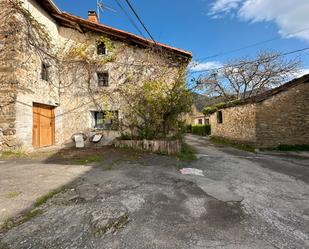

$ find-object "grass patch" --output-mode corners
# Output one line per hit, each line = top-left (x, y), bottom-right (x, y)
(210, 137), (256, 152)
(0, 151), (28, 159)
(74, 155), (103, 165)
(276, 144), (309, 151)
(0, 209), (43, 232)
(6, 191), (21, 198)
(177, 143), (197, 161)
(34, 187), (65, 207)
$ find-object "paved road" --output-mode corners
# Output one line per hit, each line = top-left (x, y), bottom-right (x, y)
(185, 134), (309, 249)
(0, 137), (308, 249)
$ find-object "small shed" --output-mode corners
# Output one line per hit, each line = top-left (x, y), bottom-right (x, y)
(209, 74), (309, 148)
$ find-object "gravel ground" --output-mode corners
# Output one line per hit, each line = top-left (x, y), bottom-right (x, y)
(0, 137), (308, 249)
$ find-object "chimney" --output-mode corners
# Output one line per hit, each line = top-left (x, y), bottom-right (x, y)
(88, 10), (98, 23)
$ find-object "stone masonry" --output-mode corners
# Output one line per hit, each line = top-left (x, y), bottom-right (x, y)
(256, 83), (309, 148)
(210, 79), (309, 148)
(209, 104), (257, 145)
(0, 0), (191, 151)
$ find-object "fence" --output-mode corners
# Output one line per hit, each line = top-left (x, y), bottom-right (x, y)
(114, 139), (181, 155)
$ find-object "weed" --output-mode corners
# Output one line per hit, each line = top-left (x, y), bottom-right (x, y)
(6, 191), (21, 198)
(0, 151), (27, 159)
(177, 143), (197, 161)
(74, 155), (102, 165)
(210, 137), (255, 152)
(34, 187), (65, 207)
(0, 209), (43, 232)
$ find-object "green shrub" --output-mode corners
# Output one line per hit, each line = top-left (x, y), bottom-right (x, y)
(277, 144), (309, 151)
(177, 143), (196, 160)
(191, 125), (211, 136)
(185, 124), (192, 133)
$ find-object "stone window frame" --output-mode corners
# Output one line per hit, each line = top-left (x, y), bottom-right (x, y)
(217, 111), (223, 124)
(96, 72), (109, 87)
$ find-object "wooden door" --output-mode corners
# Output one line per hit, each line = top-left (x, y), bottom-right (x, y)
(33, 103), (55, 148)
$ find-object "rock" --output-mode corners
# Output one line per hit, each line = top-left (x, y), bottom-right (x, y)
(76, 184), (99, 202)
(3, 129), (16, 136)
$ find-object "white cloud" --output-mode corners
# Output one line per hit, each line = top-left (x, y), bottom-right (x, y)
(189, 61), (222, 72)
(209, 0), (242, 16)
(208, 0), (309, 42)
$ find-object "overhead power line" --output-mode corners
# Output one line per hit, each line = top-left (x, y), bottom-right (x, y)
(191, 46), (309, 74)
(113, 0), (146, 39)
(124, 0), (156, 43)
(196, 26), (309, 61)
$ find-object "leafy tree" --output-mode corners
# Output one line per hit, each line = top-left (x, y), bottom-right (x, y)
(119, 74), (193, 140)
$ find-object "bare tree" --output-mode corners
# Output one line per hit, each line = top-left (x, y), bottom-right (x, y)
(196, 51), (300, 100)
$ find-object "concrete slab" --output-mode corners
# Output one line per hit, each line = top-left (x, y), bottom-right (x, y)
(0, 161), (91, 223)
(196, 180), (244, 202)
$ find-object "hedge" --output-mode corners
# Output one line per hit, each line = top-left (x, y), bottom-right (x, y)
(191, 125), (211, 136)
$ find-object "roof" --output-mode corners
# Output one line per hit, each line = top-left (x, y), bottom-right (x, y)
(248, 73), (309, 103)
(39, 0), (61, 15)
(36, 1), (192, 59)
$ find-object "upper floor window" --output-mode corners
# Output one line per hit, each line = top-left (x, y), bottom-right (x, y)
(97, 42), (106, 55)
(217, 111), (223, 124)
(97, 72), (109, 87)
(41, 62), (49, 81)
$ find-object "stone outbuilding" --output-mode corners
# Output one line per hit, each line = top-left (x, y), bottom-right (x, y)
(209, 74), (309, 148)
(0, 0), (191, 151)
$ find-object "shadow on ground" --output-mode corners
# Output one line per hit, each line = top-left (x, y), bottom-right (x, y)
(0, 146), (253, 249)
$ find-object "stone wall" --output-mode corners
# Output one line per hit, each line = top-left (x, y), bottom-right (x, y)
(12, 0), (61, 150)
(56, 27), (184, 147)
(256, 83), (309, 148)
(210, 104), (257, 144)
(3, 0), (188, 151)
(0, 0), (20, 150)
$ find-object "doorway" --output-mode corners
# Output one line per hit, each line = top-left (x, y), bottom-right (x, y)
(32, 103), (55, 148)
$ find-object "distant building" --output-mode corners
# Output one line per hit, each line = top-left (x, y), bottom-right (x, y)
(209, 74), (309, 148)
(186, 93), (225, 126)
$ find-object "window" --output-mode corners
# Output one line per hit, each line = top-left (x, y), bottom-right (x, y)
(92, 111), (119, 130)
(198, 119), (203, 125)
(205, 118), (210, 125)
(97, 72), (109, 87)
(41, 62), (49, 81)
(217, 111), (223, 124)
(97, 42), (106, 55)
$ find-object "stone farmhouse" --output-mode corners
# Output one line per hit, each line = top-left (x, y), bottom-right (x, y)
(209, 74), (309, 148)
(0, 0), (192, 151)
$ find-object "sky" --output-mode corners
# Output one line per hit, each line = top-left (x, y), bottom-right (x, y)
(54, 0), (309, 76)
